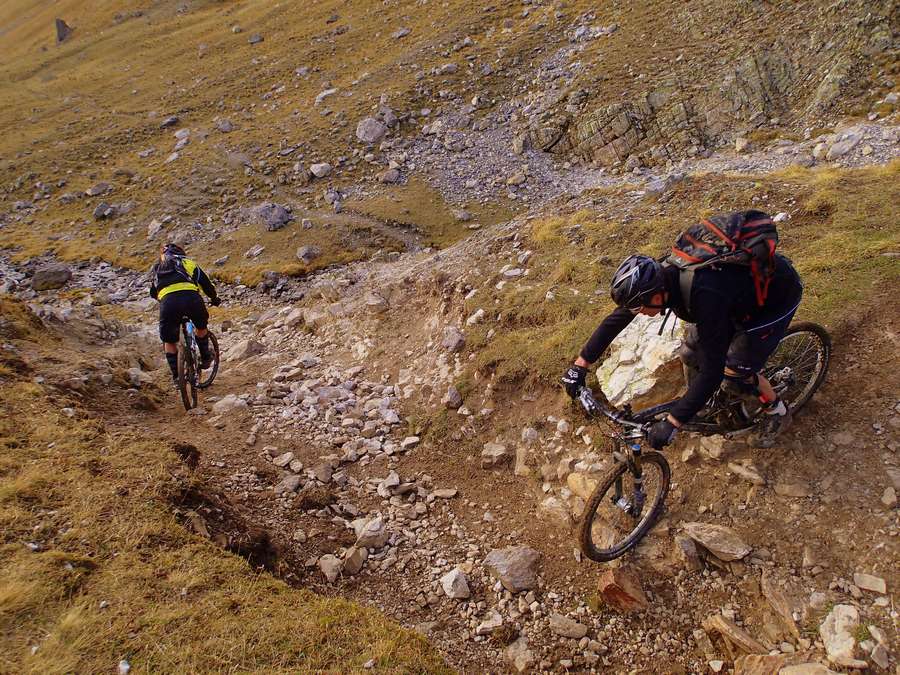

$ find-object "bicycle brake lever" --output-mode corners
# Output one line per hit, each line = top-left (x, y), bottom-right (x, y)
(577, 387), (599, 415)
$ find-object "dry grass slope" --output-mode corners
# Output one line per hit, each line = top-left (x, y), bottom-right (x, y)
(0, 300), (449, 674)
(471, 161), (900, 388)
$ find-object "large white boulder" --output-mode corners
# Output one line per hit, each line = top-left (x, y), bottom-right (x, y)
(597, 313), (684, 404)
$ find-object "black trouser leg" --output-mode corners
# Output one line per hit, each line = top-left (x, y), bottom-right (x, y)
(165, 352), (179, 380)
(196, 335), (210, 360)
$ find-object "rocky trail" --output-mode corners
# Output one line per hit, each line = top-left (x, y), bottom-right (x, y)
(3, 184), (898, 672)
(2, 0), (899, 667)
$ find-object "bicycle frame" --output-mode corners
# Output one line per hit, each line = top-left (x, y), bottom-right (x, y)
(578, 388), (650, 517)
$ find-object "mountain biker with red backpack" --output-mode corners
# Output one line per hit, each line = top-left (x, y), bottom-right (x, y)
(561, 210), (803, 449)
(150, 243), (220, 383)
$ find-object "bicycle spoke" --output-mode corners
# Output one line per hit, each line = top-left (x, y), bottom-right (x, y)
(584, 456), (667, 558)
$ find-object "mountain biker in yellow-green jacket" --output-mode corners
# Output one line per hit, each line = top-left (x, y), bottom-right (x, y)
(149, 243), (220, 382)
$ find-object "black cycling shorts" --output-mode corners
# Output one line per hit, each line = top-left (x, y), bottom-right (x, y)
(158, 290), (208, 343)
(682, 290), (802, 377)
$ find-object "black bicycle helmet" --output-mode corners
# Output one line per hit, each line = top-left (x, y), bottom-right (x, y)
(610, 254), (664, 309)
(162, 243), (186, 257)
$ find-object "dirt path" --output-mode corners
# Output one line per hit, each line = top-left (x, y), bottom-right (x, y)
(88, 284), (898, 673)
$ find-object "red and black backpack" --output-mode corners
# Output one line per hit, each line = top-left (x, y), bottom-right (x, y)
(666, 210), (778, 310)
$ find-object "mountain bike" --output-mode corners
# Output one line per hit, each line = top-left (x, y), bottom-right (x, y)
(576, 321), (831, 562)
(177, 318), (220, 411)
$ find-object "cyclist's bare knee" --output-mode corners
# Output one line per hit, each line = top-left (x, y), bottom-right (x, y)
(163, 342), (177, 354)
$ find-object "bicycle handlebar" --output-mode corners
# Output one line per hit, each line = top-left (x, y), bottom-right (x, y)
(576, 386), (648, 434)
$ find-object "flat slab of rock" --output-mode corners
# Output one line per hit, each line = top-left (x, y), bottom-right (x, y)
(852, 572), (886, 594)
(549, 613), (588, 639)
(819, 604), (866, 668)
(31, 264), (72, 291)
(481, 442), (510, 468)
(356, 117), (387, 144)
(703, 614), (767, 654)
(597, 567), (648, 612)
(255, 202), (292, 231)
(483, 545), (541, 592)
(683, 522), (751, 561)
(226, 339), (265, 361)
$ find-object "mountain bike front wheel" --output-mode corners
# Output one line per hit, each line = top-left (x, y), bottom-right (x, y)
(177, 343), (198, 411)
(578, 451), (670, 563)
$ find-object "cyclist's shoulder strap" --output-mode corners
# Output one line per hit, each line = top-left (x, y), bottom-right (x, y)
(662, 258), (695, 314)
(678, 267), (695, 314)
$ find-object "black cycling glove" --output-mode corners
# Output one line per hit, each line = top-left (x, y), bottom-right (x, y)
(647, 419), (677, 449)
(561, 365), (587, 399)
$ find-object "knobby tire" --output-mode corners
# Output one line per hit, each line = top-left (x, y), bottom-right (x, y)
(197, 331), (220, 389)
(578, 451), (671, 563)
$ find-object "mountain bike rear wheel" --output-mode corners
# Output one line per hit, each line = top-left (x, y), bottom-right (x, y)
(762, 321), (831, 414)
(197, 331), (219, 389)
(177, 344), (198, 410)
(578, 450), (670, 562)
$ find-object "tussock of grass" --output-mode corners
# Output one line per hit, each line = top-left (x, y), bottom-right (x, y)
(473, 162), (900, 388)
(0, 301), (448, 674)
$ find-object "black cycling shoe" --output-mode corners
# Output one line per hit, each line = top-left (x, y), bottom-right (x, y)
(199, 355), (212, 370)
(754, 400), (792, 448)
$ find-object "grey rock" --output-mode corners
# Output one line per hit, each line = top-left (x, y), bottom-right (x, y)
(475, 610), (503, 635)
(248, 34), (264, 45)
(225, 339), (264, 360)
(244, 244), (265, 259)
(819, 604), (866, 668)
(93, 202), (115, 219)
(296, 245), (322, 264)
(442, 385), (463, 409)
(160, 115), (179, 128)
(308, 463), (333, 484)
(355, 516), (390, 549)
(852, 572), (886, 594)
(216, 119), (234, 133)
(255, 202), (292, 231)
(85, 182), (110, 197)
(342, 546), (368, 575)
(483, 545), (541, 592)
(309, 162), (333, 178)
(356, 117), (388, 144)
(211, 395), (249, 415)
(273, 452), (295, 468)
(276, 475), (302, 493)
(440, 568), (470, 599)
(379, 168), (401, 184)
(391, 27), (411, 39)
(441, 325), (465, 352)
(319, 554), (342, 583)
(683, 522), (750, 561)
(825, 134), (861, 160)
(505, 637), (535, 673)
(55, 18), (73, 43)
(481, 441), (510, 469)
(549, 614), (588, 639)
(31, 264), (72, 291)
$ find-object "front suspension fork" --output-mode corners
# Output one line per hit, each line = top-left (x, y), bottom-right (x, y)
(612, 443), (646, 517)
